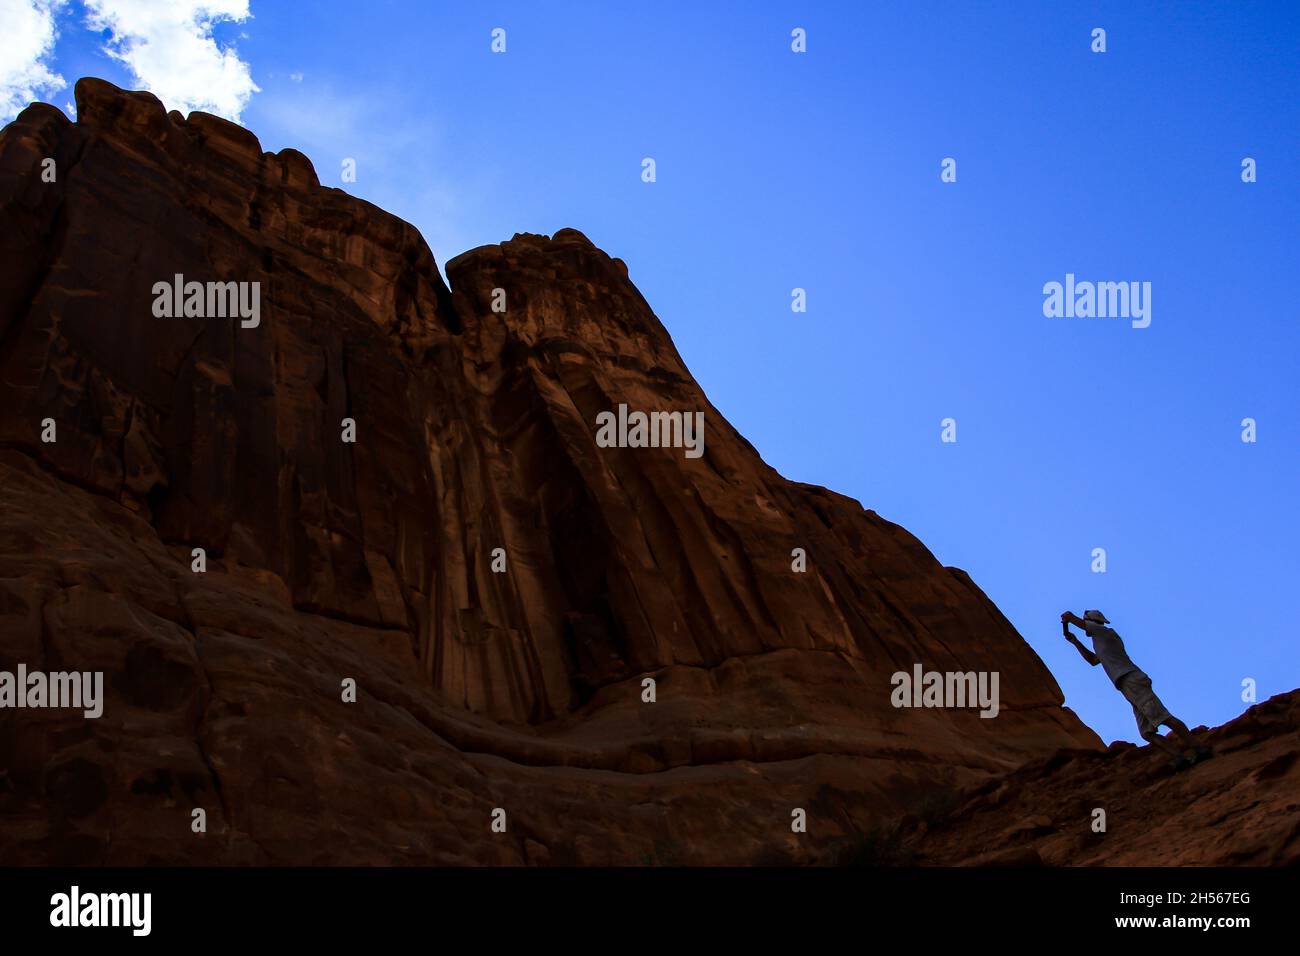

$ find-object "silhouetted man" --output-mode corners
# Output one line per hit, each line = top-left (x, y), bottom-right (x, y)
(1061, 609), (1210, 770)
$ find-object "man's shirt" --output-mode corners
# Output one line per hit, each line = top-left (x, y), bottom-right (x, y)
(1084, 622), (1141, 686)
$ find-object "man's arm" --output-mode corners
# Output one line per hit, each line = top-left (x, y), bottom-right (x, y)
(1060, 612), (1100, 666)
(1060, 611), (1090, 630)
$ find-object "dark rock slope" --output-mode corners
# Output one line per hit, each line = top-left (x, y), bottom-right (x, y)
(882, 689), (1300, 867)
(0, 78), (1102, 864)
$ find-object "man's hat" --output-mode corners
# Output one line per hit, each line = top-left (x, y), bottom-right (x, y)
(1084, 609), (1110, 624)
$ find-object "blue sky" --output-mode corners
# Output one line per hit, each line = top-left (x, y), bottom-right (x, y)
(7, 1), (1299, 745)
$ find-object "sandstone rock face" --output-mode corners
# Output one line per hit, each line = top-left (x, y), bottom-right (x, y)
(1, 79), (1102, 865)
(891, 690), (1300, 867)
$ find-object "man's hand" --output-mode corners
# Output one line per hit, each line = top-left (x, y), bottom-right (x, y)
(1060, 611), (1071, 623)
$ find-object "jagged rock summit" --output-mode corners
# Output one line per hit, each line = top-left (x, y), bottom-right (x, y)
(0, 79), (1109, 864)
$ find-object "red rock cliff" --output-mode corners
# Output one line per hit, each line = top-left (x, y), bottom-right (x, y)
(0, 78), (1101, 865)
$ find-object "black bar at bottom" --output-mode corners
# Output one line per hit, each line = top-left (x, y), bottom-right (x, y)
(3, 866), (1284, 941)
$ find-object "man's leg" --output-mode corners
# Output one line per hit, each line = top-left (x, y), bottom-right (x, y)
(1121, 673), (1177, 756)
(1122, 673), (1204, 760)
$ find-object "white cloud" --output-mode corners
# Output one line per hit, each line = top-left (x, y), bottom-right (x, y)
(288, 71), (303, 83)
(0, 0), (68, 122)
(83, 0), (260, 122)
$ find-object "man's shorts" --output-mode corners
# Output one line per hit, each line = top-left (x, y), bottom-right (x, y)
(1117, 670), (1173, 737)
